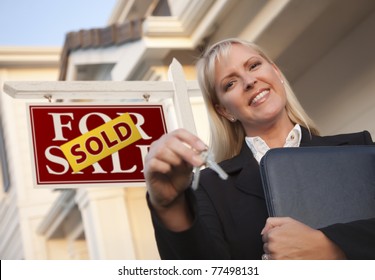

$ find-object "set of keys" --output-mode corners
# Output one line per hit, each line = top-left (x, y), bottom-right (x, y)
(191, 150), (228, 190)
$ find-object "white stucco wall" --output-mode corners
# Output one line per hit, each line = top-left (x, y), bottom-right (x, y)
(0, 48), (61, 259)
(294, 10), (375, 137)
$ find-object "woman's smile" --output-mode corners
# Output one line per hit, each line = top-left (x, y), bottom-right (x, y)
(249, 89), (270, 106)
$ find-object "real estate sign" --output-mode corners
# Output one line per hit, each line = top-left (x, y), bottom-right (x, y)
(28, 104), (168, 187)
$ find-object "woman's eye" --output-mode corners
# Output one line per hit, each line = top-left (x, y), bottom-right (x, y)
(224, 81), (234, 91)
(249, 62), (261, 70)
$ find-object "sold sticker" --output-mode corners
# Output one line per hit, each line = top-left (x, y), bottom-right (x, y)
(60, 113), (142, 172)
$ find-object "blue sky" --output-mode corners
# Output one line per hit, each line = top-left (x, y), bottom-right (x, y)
(0, 0), (118, 47)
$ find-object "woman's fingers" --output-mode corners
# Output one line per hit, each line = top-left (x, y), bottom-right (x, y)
(144, 129), (207, 207)
(145, 129), (207, 173)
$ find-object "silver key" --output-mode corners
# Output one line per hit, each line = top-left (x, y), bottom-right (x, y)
(191, 151), (228, 190)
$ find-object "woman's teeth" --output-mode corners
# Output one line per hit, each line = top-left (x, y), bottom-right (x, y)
(251, 90), (269, 105)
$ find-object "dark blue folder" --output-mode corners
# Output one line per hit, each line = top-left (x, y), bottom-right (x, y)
(260, 146), (375, 229)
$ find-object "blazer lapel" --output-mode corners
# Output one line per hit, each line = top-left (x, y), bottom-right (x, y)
(220, 142), (265, 198)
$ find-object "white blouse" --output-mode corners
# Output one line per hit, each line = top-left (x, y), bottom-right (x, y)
(245, 124), (302, 163)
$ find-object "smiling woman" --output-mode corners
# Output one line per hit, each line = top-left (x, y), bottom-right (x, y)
(197, 39), (319, 162)
(144, 37), (375, 260)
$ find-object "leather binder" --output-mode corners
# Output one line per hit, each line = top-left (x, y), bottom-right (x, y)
(260, 146), (375, 229)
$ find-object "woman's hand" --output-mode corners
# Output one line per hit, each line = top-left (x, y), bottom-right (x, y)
(144, 129), (207, 231)
(261, 217), (346, 260)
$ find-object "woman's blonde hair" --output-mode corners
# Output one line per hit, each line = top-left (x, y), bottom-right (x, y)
(196, 38), (319, 162)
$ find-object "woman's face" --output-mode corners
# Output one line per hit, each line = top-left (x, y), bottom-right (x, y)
(214, 43), (289, 136)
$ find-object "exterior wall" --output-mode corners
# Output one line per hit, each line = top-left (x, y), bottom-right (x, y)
(0, 47), (61, 259)
(293, 10), (375, 137)
(125, 187), (159, 259)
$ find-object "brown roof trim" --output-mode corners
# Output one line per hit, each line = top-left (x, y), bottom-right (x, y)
(58, 19), (144, 81)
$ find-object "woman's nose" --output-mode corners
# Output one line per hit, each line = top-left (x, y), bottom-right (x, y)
(244, 78), (256, 91)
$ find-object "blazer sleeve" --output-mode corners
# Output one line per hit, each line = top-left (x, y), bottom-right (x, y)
(147, 188), (230, 259)
(320, 130), (375, 259)
(320, 219), (375, 259)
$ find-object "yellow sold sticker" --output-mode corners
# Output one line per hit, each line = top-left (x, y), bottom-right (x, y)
(60, 113), (142, 172)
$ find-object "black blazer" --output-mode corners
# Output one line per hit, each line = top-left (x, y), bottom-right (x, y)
(149, 127), (375, 259)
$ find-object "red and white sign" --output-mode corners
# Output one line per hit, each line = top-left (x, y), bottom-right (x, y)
(28, 104), (168, 188)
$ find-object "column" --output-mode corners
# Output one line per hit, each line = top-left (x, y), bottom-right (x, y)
(75, 188), (136, 259)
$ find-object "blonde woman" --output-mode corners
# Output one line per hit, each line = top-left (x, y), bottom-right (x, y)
(144, 38), (374, 259)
